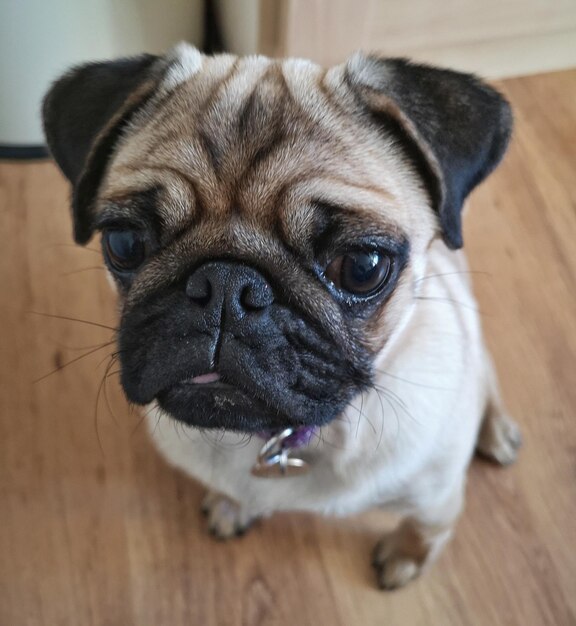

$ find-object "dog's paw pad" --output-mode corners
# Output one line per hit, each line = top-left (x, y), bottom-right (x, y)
(477, 414), (522, 466)
(372, 538), (422, 590)
(201, 492), (252, 540)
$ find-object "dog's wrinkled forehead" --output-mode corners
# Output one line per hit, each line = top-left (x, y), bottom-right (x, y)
(43, 43), (512, 251)
(100, 48), (422, 242)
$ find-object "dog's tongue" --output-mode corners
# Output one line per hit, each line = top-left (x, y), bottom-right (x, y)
(191, 372), (221, 384)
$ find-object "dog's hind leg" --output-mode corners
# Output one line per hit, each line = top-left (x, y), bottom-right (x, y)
(372, 480), (464, 590)
(476, 355), (522, 466)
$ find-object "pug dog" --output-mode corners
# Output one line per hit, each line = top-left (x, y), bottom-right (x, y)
(42, 43), (521, 589)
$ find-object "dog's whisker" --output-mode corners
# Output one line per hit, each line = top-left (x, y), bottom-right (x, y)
(45, 243), (101, 255)
(62, 266), (106, 276)
(151, 410), (163, 436)
(172, 418), (181, 442)
(375, 369), (454, 390)
(29, 310), (118, 332)
(371, 385), (387, 453)
(102, 359), (122, 428)
(33, 341), (116, 384)
(415, 270), (490, 284)
(355, 392), (364, 439)
(414, 295), (487, 316)
(311, 427), (344, 451)
(375, 386), (401, 444)
(96, 350), (120, 370)
(350, 393), (378, 438)
(130, 404), (156, 437)
(378, 386), (422, 427)
(47, 339), (117, 352)
(181, 422), (196, 443)
(370, 384), (410, 413)
(229, 432), (253, 449)
(93, 362), (112, 458)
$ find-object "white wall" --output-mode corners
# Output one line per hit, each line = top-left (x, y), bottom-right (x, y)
(0, 0), (204, 145)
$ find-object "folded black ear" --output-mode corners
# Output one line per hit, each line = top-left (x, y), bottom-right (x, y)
(345, 54), (513, 249)
(42, 54), (160, 243)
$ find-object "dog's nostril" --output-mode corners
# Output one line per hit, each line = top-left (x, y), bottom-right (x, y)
(240, 282), (273, 310)
(186, 262), (273, 314)
(186, 275), (212, 306)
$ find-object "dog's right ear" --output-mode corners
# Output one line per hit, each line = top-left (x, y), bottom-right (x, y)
(42, 55), (161, 243)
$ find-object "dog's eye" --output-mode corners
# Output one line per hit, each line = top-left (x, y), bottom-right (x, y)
(102, 230), (147, 273)
(325, 250), (392, 296)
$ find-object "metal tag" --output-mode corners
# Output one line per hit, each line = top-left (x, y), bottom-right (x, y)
(251, 428), (310, 478)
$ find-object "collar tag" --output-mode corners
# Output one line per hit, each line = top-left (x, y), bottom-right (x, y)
(251, 427), (310, 478)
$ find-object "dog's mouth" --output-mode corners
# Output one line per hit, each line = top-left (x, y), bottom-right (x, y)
(155, 369), (301, 433)
(118, 290), (367, 434)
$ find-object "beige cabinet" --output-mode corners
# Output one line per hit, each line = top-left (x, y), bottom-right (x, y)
(216, 0), (576, 78)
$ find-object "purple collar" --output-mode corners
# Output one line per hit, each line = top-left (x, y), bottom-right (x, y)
(257, 425), (316, 449)
(252, 426), (315, 478)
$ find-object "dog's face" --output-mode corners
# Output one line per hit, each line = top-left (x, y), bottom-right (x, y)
(43, 45), (511, 432)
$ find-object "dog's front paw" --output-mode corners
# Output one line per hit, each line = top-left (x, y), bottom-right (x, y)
(372, 536), (422, 590)
(201, 491), (255, 540)
(477, 413), (522, 466)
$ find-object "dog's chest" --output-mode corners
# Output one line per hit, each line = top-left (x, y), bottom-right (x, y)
(145, 245), (487, 517)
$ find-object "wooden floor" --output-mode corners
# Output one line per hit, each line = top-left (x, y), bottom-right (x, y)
(1, 69), (575, 626)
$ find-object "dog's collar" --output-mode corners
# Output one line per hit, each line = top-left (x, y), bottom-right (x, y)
(251, 426), (315, 478)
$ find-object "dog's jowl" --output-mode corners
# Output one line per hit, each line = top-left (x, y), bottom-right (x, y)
(43, 43), (521, 589)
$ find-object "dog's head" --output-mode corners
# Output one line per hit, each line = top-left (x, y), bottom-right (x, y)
(42, 44), (511, 432)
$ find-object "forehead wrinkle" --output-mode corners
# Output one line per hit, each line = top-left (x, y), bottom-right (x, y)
(236, 125), (398, 224)
(236, 130), (341, 219)
(98, 182), (193, 240)
(233, 78), (376, 214)
(195, 56), (241, 117)
(318, 175), (395, 203)
(279, 62), (355, 156)
(196, 57), (273, 180)
(277, 199), (318, 258)
(231, 64), (294, 183)
(299, 63), (410, 183)
(125, 60), (253, 217)
(126, 51), (205, 140)
(95, 185), (163, 232)
(288, 176), (403, 224)
(282, 59), (353, 134)
(119, 57), (240, 178)
(116, 164), (203, 229)
(140, 120), (234, 217)
(139, 56), (240, 151)
(96, 202), (146, 224)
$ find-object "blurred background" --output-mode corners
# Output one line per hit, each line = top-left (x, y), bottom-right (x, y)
(1, 0), (575, 153)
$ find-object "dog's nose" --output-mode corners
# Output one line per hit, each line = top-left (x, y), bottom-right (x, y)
(186, 261), (274, 320)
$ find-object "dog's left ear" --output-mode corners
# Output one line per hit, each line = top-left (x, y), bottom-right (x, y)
(345, 54), (513, 249)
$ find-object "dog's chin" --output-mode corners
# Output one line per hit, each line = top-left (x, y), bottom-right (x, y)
(156, 381), (314, 433)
